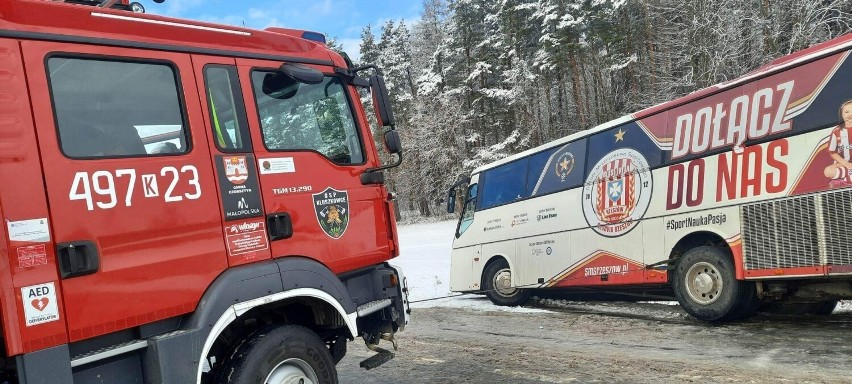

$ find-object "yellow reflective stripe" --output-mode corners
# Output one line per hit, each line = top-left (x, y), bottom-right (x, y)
(209, 91), (226, 148)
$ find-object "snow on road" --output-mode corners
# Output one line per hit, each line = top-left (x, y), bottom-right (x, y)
(393, 220), (547, 313)
(392, 219), (850, 315)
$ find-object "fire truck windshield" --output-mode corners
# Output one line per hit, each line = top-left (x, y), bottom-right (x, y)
(252, 71), (364, 165)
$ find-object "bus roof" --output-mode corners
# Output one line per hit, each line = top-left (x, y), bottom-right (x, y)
(472, 32), (852, 175)
(0, 0), (343, 67)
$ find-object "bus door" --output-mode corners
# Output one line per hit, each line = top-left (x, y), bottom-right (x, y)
(23, 41), (227, 341)
(450, 181), (482, 291)
(236, 58), (391, 273)
(191, 55), (272, 266)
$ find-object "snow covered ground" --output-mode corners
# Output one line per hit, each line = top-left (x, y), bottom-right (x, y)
(392, 220), (547, 313)
(392, 220), (851, 315)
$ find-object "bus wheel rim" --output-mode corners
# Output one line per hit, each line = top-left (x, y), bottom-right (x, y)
(494, 268), (517, 297)
(684, 261), (723, 305)
(265, 358), (318, 384)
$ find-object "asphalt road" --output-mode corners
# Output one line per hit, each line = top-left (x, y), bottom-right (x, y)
(337, 299), (852, 383)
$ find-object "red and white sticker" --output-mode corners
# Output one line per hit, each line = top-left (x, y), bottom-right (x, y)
(21, 282), (59, 326)
(225, 220), (269, 256)
(17, 244), (48, 268)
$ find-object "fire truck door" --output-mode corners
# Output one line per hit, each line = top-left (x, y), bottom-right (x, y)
(22, 41), (228, 341)
(236, 59), (392, 273)
(191, 55), (272, 266)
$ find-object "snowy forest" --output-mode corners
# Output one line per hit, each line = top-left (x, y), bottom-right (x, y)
(348, 0), (852, 219)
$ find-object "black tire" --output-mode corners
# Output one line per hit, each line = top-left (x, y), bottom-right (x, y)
(672, 247), (758, 322)
(483, 259), (531, 306)
(217, 325), (337, 384)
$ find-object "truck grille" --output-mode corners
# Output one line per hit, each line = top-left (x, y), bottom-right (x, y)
(741, 194), (820, 270)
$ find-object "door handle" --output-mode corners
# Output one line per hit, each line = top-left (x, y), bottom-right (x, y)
(267, 212), (293, 241)
(56, 241), (100, 279)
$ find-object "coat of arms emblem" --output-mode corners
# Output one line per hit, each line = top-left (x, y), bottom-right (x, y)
(582, 149), (652, 237)
(224, 156), (249, 185)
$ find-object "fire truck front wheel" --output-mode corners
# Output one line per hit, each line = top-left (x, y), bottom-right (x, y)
(216, 325), (338, 384)
(673, 246), (757, 322)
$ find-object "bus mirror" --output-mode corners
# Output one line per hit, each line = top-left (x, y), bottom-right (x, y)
(446, 189), (456, 214)
(383, 130), (402, 154)
(279, 63), (324, 85)
(370, 75), (395, 127)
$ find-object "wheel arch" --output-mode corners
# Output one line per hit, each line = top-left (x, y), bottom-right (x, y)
(182, 258), (357, 384)
(480, 254), (510, 289)
(667, 230), (737, 283)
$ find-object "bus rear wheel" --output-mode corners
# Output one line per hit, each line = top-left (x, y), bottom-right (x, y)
(673, 246), (758, 322)
(216, 325), (337, 384)
(483, 259), (530, 306)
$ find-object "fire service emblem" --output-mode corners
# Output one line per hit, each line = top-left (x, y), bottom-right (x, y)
(313, 188), (350, 239)
(582, 149), (652, 237)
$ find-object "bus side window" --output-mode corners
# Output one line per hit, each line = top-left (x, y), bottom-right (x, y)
(204, 65), (252, 152)
(480, 159), (529, 209)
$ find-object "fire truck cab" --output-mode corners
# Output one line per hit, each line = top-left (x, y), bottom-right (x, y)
(0, 1), (409, 383)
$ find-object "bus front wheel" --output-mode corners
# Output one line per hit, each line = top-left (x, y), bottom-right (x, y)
(673, 246), (758, 322)
(483, 259), (531, 306)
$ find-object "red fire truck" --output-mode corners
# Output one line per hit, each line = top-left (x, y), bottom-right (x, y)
(0, 0), (409, 382)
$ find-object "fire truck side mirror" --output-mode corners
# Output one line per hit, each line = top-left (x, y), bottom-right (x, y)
(383, 130), (402, 155)
(446, 189), (456, 214)
(370, 75), (395, 127)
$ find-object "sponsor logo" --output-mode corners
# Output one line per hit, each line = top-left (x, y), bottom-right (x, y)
(512, 213), (529, 227)
(313, 188), (350, 239)
(555, 152), (575, 181)
(230, 222), (263, 233)
(584, 264), (629, 277)
(224, 156), (249, 185)
(582, 149), (653, 237)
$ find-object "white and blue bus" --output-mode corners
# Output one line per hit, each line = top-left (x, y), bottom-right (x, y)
(447, 32), (852, 322)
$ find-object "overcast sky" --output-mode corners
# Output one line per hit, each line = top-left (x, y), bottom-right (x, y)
(135, 0), (422, 60)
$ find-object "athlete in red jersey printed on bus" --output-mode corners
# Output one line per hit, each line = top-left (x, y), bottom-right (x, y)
(823, 100), (852, 185)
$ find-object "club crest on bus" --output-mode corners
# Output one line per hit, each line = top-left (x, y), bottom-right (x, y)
(582, 149), (653, 237)
(313, 188), (349, 239)
(555, 152), (575, 181)
(224, 156), (249, 185)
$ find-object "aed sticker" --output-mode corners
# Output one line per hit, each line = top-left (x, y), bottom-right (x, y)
(7, 218), (50, 243)
(17, 244), (48, 268)
(21, 282), (60, 327)
(258, 157), (296, 175)
(225, 220), (269, 256)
